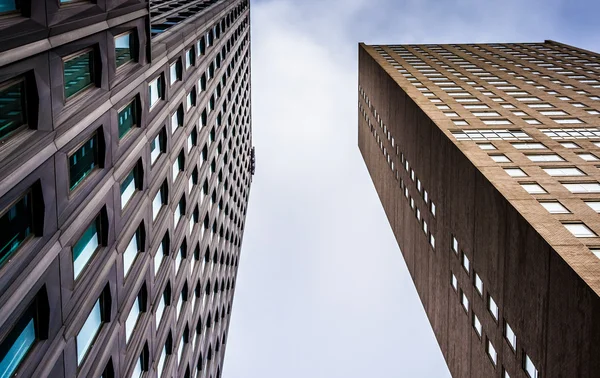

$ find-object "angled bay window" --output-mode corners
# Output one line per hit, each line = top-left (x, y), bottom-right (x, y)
(0, 288), (49, 377)
(69, 131), (101, 191)
(132, 343), (149, 378)
(186, 88), (196, 111)
(73, 211), (104, 280)
(125, 284), (146, 344)
(150, 127), (166, 165)
(198, 74), (206, 92)
(120, 161), (143, 210)
(169, 58), (182, 86)
(175, 240), (186, 276)
(156, 332), (172, 378)
(0, 189), (34, 268)
(177, 284), (188, 320)
(170, 105), (184, 134)
(187, 128), (197, 153)
(172, 149), (185, 182)
(114, 31), (136, 69)
(123, 223), (144, 277)
(188, 167), (198, 193)
(0, 77), (27, 141)
(174, 196), (185, 227)
(154, 233), (169, 275)
(197, 36), (205, 56)
(185, 47), (195, 70)
(118, 96), (139, 139)
(155, 283), (171, 329)
(148, 74), (164, 110)
(152, 181), (168, 221)
(77, 287), (110, 365)
(63, 48), (96, 100)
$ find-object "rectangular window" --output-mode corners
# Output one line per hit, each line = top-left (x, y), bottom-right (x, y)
(563, 222), (596, 238)
(118, 98), (138, 139)
(73, 214), (101, 279)
(512, 142), (546, 150)
(488, 295), (499, 321)
(123, 226), (142, 277)
(150, 129), (165, 165)
(120, 164), (141, 210)
(64, 49), (95, 99)
(170, 105), (183, 134)
(0, 190), (34, 267)
(0, 305), (37, 377)
(125, 293), (142, 344)
(578, 153), (599, 161)
(526, 154), (564, 162)
(152, 184), (166, 221)
(451, 273), (458, 291)
(521, 183), (546, 194)
(505, 321), (517, 351)
(155, 285), (170, 328)
(452, 236), (459, 254)
(490, 154), (510, 163)
(540, 201), (569, 214)
(472, 313), (482, 337)
(185, 48), (195, 69)
(563, 182), (600, 193)
(474, 273), (483, 296)
(504, 168), (527, 177)
(461, 252), (470, 273)
(524, 353), (539, 378)
(77, 298), (102, 365)
(461, 291), (469, 312)
(487, 339), (497, 366)
(543, 167), (585, 176)
(69, 132), (99, 191)
(0, 78), (27, 141)
(169, 59), (182, 85)
(560, 142), (580, 149)
(148, 75), (163, 109)
(115, 31), (135, 68)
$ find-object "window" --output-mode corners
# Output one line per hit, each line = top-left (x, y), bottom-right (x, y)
(0, 78), (27, 141)
(504, 168), (527, 177)
(187, 128), (197, 153)
(526, 154), (564, 162)
(73, 214), (102, 279)
(490, 154), (510, 163)
(155, 283), (171, 328)
(0, 303), (39, 377)
(563, 182), (600, 193)
(474, 273), (483, 296)
(472, 313), (482, 337)
(563, 222), (596, 238)
(169, 59), (183, 85)
(174, 196), (185, 226)
(0, 0), (20, 14)
(523, 353), (539, 378)
(173, 150), (185, 182)
(504, 321), (516, 351)
(185, 48), (195, 69)
(521, 183), (546, 194)
(488, 295), (499, 321)
(197, 36), (205, 56)
(64, 49), (95, 99)
(154, 233), (169, 275)
(478, 143), (496, 150)
(150, 128), (166, 165)
(461, 252), (470, 273)
(149, 75), (164, 109)
(132, 344), (149, 378)
(585, 201), (600, 212)
(170, 105), (184, 134)
(512, 142), (546, 150)
(461, 291), (469, 312)
(560, 141), (580, 149)
(486, 339), (497, 366)
(0, 190), (34, 268)
(578, 153), (599, 161)
(152, 181), (168, 221)
(125, 288), (144, 343)
(451, 273), (458, 291)
(123, 224), (143, 277)
(186, 88), (196, 111)
(540, 201), (569, 214)
(483, 119), (512, 125)
(77, 296), (104, 365)
(69, 132), (100, 191)
(156, 334), (172, 378)
(118, 98), (138, 139)
(543, 167), (585, 176)
(120, 163), (141, 210)
(115, 31), (135, 68)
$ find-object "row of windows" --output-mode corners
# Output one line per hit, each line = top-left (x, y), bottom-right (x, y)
(450, 236), (539, 378)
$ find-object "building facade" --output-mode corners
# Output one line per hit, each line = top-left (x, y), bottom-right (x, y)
(358, 41), (600, 378)
(0, 0), (253, 377)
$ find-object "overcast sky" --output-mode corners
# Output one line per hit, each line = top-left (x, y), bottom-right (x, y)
(223, 0), (600, 377)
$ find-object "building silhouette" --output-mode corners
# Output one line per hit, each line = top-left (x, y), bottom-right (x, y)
(358, 41), (600, 378)
(0, 0), (252, 377)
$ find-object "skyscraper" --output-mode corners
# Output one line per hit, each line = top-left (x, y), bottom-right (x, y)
(358, 41), (600, 378)
(0, 0), (253, 377)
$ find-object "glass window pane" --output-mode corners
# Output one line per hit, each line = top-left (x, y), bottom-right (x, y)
(0, 79), (27, 140)
(115, 32), (134, 68)
(149, 76), (162, 109)
(118, 99), (137, 139)
(123, 229), (139, 277)
(69, 132), (99, 191)
(0, 191), (33, 267)
(0, 312), (36, 377)
(64, 50), (94, 99)
(73, 216), (100, 279)
(0, 0), (19, 13)
(125, 297), (140, 343)
(120, 169), (136, 209)
(77, 299), (102, 365)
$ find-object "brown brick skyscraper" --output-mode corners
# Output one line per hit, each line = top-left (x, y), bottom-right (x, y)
(358, 41), (600, 378)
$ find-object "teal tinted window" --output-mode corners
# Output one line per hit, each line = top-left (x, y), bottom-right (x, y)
(64, 49), (94, 99)
(0, 79), (27, 140)
(115, 32), (134, 68)
(73, 215), (100, 279)
(118, 99), (137, 139)
(0, 307), (36, 377)
(76, 299), (102, 365)
(0, 190), (33, 267)
(0, 0), (19, 14)
(69, 132), (99, 191)
(120, 168), (137, 209)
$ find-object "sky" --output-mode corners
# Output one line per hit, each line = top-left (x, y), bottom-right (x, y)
(223, 0), (600, 377)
